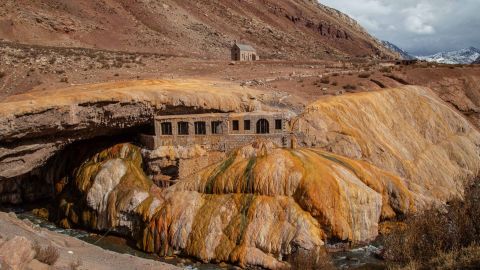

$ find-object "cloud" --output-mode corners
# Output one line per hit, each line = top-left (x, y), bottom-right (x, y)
(405, 16), (435, 34)
(319, 0), (480, 55)
(402, 3), (435, 34)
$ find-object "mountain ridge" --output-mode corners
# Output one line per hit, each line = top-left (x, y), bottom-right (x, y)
(0, 0), (397, 60)
(381, 41), (415, 60)
(417, 47), (480, 64)
(474, 56), (480, 64)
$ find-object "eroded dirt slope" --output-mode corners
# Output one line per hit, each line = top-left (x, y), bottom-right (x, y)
(0, 0), (395, 59)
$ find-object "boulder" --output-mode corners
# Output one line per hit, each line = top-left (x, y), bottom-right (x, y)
(0, 236), (36, 270)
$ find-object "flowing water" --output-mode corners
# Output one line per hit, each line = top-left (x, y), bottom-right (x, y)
(12, 210), (226, 270)
(9, 208), (386, 270)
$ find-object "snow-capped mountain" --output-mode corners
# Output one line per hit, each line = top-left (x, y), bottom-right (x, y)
(417, 47), (480, 64)
(474, 56), (480, 64)
(381, 41), (416, 60)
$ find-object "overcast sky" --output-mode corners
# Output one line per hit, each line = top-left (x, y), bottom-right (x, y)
(320, 0), (480, 56)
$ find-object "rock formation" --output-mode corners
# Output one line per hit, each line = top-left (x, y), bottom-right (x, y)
(0, 79), (292, 203)
(0, 212), (179, 270)
(2, 80), (480, 268)
(54, 140), (411, 268)
(297, 86), (480, 207)
(54, 143), (324, 269)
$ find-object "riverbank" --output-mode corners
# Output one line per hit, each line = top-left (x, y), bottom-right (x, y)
(0, 211), (180, 270)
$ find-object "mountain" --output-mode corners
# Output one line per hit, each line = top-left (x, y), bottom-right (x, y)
(417, 47), (480, 64)
(474, 56), (480, 64)
(381, 41), (415, 60)
(0, 0), (396, 60)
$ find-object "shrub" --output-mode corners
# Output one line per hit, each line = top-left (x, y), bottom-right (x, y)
(343, 84), (357, 90)
(60, 77), (69, 83)
(331, 81), (338, 86)
(384, 181), (480, 268)
(34, 244), (60, 265)
(285, 247), (335, 270)
(69, 259), (82, 270)
(320, 77), (330, 84)
(380, 66), (392, 73)
(0, 71), (5, 78)
(332, 72), (339, 77)
(358, 72), (371, 78)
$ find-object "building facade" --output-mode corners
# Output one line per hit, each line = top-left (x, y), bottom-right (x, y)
(140, 112), (290, 151)
(231, 43), (259, 61)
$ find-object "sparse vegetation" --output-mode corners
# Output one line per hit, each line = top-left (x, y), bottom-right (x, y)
(320, 77), (330, 84)
(358, 72), (371, 78)
(285, 248), (335, 270)
(380, 66), (392, 73)
(343, 84), (357, 90)
(384, 181), (480, 269)
(69, 259), (82, 270)
(34, 243), (60, 265)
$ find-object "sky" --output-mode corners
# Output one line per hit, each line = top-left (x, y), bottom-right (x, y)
(320, 0), (480, 56)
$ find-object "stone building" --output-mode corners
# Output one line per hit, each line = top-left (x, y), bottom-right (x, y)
(140, 112), (290, 186)
(231, 43), (259, 61)
(141, 111), (289, 151)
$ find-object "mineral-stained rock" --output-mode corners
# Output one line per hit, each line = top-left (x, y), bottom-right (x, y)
(173, 142), (413, 242)
(49, 85), (480, 269)
(0, 79), (295, 203)
(54, 141), (415, 268)
(297, 86), (480, 207)
(55, 143), (325, 269)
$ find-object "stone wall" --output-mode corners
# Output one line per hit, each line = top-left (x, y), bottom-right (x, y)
(142, 112), (291, 152)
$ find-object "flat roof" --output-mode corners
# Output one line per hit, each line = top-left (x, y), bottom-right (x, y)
(155, 111), (285, 120)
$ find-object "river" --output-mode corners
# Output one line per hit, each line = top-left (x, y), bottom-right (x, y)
(10, 208), (386, 270)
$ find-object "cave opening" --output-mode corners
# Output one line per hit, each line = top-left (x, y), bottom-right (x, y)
(0, 123), (155, 209)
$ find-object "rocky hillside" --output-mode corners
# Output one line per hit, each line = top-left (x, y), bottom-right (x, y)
(381, 41), (415, 60)
(0, 0), (396, 59)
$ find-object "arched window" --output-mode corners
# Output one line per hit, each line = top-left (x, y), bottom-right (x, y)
(256, 119), (269, 134)
(178, 121), (189, 135)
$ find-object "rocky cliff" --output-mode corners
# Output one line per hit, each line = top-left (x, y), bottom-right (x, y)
(2, 81), (480, 268)
(0, 79), (293, 203)
(51, 86), (480, 269)
(52, 143), (324, 269)
(0, 0), (396, 59)
(297, 86), (480, 206)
